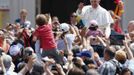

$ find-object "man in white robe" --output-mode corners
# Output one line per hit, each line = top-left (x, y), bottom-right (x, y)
(76, 0), (114, 38)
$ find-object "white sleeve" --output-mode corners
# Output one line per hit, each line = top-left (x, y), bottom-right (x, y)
(102, 11), (114, 26)
(35, 40), (42, 59)
(81, 6), (91, 28)
(102, 11), (113, 38)
(66, 34), (75, 50)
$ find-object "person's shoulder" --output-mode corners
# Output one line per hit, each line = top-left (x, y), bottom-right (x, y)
(35, 25), (43, 31)
(99, 61), (110, 70)
(103, 59), (117, 66)
(6, 71), (17, 75)
(83, 5), (91, 9)
(108, 59), (119, 66)
(82, 5), (92, 13)
(38, 24), (52, 30)
(98, 5), (108, 12)
(45, 24), (52, 29)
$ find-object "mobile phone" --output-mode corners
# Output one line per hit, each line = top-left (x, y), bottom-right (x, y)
(110, 34), (125, 45)
(51, 64), (57, 70)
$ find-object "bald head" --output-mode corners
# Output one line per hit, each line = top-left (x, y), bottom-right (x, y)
(128, 20), (134, 33)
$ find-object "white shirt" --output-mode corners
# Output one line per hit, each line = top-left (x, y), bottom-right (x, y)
(35, 40), (42, 59)
(81, 5), (114, 28)
(79, 5), (114, 38)
(123, 59), (134, 74)
(57, 34), (75, 51)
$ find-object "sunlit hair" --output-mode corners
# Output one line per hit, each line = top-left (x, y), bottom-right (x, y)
(36, 14), (48, 26)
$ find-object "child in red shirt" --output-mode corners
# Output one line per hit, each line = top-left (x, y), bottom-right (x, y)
(33, 14), (61, 63)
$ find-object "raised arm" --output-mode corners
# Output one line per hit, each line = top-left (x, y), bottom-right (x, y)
(123, 40), (133, 60)
(18, 56), (35, 75)
(0, 56), (6, 74)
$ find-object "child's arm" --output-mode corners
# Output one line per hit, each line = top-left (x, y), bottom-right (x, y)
(32, 31), (38, 42)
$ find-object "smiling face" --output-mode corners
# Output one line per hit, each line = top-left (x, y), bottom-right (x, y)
(90, 0), (100, 8)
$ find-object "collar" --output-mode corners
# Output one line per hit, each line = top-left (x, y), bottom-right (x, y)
(91, 5), (101, 10)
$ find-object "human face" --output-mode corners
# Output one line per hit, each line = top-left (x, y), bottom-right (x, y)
(52, 17), (59, 23)
(128, 23), (134, 33)
(70, 15), (77, 22)
(70, 13), (77, 24)
(104, 51), (110, 61)
(20, 12), (27, 20)
(90, 0), (100, 8)
(78, 2), (84, 10)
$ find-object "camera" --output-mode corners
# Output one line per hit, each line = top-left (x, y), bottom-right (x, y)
(51, 64), (57, 70)
(25, 50), (32, 56)
(110, 34), (125, 45)
(23, 47), (34, 57)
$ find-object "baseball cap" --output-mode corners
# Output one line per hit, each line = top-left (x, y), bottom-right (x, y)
(60, 23), (70, 32)
(76, 50), (92, 58)
(23, 21), (31, 28)
(89, 20), (98, 26)
(88, 20), (98, 29)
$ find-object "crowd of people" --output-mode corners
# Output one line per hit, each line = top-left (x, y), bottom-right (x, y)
(0, 0), (134, 75)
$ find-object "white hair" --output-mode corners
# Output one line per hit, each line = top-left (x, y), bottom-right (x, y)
(2, 54), (12, 70)
(128, 20), (134, 26)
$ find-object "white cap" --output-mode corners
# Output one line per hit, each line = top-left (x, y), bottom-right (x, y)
(24, 21), (31, 28)
(60, 23), (70, 32)
(90, 20), (98, 25)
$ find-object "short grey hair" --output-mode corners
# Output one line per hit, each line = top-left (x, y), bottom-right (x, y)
(24, 47), (34, 52)
(2, 55), (12, 69)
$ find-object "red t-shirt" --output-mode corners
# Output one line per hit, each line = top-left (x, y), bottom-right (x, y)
(34, 24), (57, 50)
